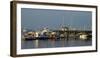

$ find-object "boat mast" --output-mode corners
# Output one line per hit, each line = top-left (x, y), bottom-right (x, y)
(60, 15), (65, 31)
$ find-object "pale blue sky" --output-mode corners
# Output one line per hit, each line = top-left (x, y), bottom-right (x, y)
(21, 8), (92, 30)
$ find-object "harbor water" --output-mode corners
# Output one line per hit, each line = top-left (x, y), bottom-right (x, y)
(21, 38), (92, 49)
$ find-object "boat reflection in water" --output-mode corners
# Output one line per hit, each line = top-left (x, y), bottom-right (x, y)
(21, 38), (92, 49)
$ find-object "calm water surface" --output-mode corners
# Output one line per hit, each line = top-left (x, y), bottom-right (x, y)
(21, 38), (92, 49)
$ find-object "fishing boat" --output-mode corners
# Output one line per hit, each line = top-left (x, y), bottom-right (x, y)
(23, 31), (36, 40)
(78, 32), (88, 40)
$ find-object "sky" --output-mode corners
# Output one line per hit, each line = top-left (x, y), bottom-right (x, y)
(21, 8), (92, 31)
